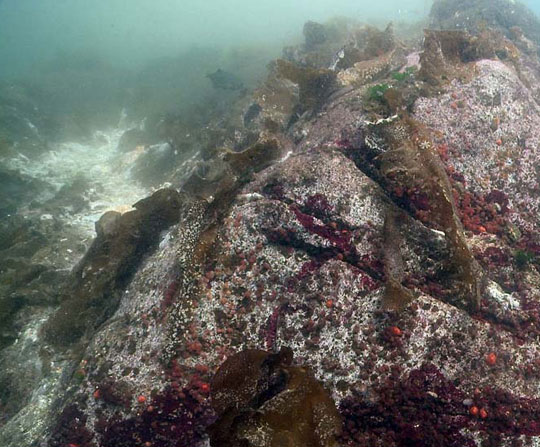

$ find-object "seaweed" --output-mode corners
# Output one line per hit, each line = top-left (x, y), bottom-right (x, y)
(419, 29), (472, 86)
(42, 189), (189, 347)
(382, 208), (416, 311)
(391, 67), (416, 82)
(376, 117), (483, 310)
(347, 112), (485, 310)
(514, 250), (534, 270)
(209, 347), (341, 447)
(182, 158), (236, 201)
(275, 59), (337, 111)
(223, 138), (281, 178)
(366, 83), (390, 102)
(362, 23), (396, 60)
(419, 29), (519, 88)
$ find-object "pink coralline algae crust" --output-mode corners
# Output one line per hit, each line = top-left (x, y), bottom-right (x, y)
(44, 37), (540, 447)
(414, 59), (540, 237)
(290, 204), (356, 255)
(96, 385), (215, 447)
(48, 405), (94, 447)
(164, 148), (540, 446)
(339, 363), (540, 447)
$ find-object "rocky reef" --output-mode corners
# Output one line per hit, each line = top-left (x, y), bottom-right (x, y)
(3, 1), (540, 446)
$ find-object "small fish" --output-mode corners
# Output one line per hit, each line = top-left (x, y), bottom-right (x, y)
(206, 69), (244, 91)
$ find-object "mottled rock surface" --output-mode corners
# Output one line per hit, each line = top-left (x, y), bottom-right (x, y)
(4, 9), (540, 447)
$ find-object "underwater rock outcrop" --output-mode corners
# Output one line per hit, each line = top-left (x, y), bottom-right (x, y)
(5, 12), (540, 447)
(0, 82), (55, 158)
(303, 21), (328, 50)
(430, 0), (540, 45)
(42, 188), (189, 347)
(0, 167), (51, 217)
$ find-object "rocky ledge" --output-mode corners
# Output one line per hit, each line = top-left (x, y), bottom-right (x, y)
(4, 1), (540, 447)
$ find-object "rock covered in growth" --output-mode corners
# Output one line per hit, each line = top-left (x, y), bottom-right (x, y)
(303, 21), (328, 49)
(42, 188), (189, 347)
(414, 57), (540, 236)
(34, 14), (540, 447)
(337, 50), (403, 87)
(430, 0), (540, 45)
(337, 24), (406, 87)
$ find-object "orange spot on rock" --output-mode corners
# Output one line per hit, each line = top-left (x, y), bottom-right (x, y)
(486, 352), (497, 366)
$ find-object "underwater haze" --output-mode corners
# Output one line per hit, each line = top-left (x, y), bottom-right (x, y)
(0, 0), (433, 77)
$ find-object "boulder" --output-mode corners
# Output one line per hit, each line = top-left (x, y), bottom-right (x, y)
(303, 21), (328, 49)
(8, 18), (540, 447)
(42, 188), (188, 347)
(430, 0), (540, 44)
